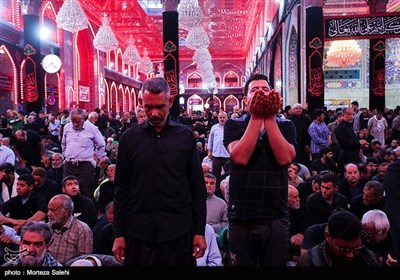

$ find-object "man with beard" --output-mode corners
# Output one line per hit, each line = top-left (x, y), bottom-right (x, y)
(47, 153), (64, 191)
(2, 221), (61, 266)
(113, 77), (206, 266)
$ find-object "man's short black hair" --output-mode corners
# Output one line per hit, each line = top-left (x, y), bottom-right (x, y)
(328, 210), (361, 240)
(243, 74), (271, 95)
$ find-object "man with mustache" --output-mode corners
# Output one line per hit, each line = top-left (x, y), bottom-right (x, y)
(113, 77), (206, 266)
(2, 221), (61, 266)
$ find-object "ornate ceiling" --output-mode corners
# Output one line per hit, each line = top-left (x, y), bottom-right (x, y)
(78, 0), (278, 61)
(75, 0), (400, 61)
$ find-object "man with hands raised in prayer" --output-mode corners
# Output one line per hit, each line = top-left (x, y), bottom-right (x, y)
(223, 73), (296, 267)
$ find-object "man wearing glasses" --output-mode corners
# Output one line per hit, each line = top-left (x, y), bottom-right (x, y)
(296, 210), (381, 266)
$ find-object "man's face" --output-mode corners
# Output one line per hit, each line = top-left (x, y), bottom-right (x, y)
(141, 90), (171, 130)
(362, 222), (387, 244)
(16, 179), (32, 199)
(47, 198), (68, 228)
(71, 114), (84, 131)
(52, 155), (63, 169)
(15, 131), (27, 142)
(62, 179), (80, 196)
(33, 175), (45, 188)
(136, 111), (146, 124)
(246, 79), (271, 105)
(288, 187), (300, 209)
(205, 177), (216, 197)
(218, 113), (227, 125)
(320, 181), (336, 200)
(292, 106), (303, 116)
(345, 165), (360, 183)
(343, 108), (355, 122)
(328, 236), (363, 263)
(19, 231), (48, 266)
(362, 188), (381, 206)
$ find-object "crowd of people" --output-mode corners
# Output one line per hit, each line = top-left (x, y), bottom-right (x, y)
(0, 75), (400, 268)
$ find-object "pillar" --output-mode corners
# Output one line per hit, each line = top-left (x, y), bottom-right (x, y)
(304, 0), (325, 114)
(368, 0), (388, 111)
(22, 0), (44, 114)
(161, 0), (180, 120)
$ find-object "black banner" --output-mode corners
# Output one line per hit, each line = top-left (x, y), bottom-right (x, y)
(163, 11), (179, 119)
(369, 39), (386, 111)
(325, 13), (400, 40)
(306, 6), (324, 114)
(23, 14), (43, 114)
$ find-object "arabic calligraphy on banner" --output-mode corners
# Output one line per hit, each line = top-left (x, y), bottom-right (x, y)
(325, 13), (400, 40)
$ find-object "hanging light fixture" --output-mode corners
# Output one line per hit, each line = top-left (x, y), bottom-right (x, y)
(55, 0), (88, 33)
(93, 13), (118, 52)
(193, 48), (212, 64)
(122, 35), (141, 66)
(185, 26), (210, 50)
(138, 48), (153, 74)
(178, 0), (204, 30)
(326, 40), (362, 68)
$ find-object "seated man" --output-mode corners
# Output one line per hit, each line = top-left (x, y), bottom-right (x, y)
(361, 210), (397, 266)
(47, 194), (93, 265)
(205, 173), (228, 237)
(2, 221), (61, 266)
(287, 185), (313, 264)
(297, 210), (381, 266)
(1, 174), (47, 232)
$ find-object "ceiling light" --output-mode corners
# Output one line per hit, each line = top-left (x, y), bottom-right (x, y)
(56, 0), (88, 33)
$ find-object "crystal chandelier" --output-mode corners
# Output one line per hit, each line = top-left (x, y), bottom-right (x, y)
(122, 35), (141, 66)
(196, 61), (213, 74)
(55, 0), (88, 33)
(139, 48), (153, 74)
(178, 0), (204, 30)
(185, 26), (210, 50)
(93, 13), (118, 52)
(193, 48), (211, 64)
(326, 40), (362, 68)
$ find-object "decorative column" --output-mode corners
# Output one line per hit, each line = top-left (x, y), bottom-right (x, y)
(304, 0), (325, 114)
(161, 0), (180, 120)
(22, 0), (44, 114)
(367, 0), (388, 111)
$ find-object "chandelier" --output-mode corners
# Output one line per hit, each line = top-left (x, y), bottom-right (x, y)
(178, 0), (204, 30)
(138, 48), (153, 74)
(326, 40), (362, 68)
(193, 48), (211, 64)
(93, 13), (118, 52)
(55, 0), (88, 33)
(122, 35), (141, 66)
(185, 26), (210, 50)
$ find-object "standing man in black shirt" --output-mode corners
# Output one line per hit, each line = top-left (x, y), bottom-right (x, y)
(112, 77), (206, 266)
(223, 74), (296, 266)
